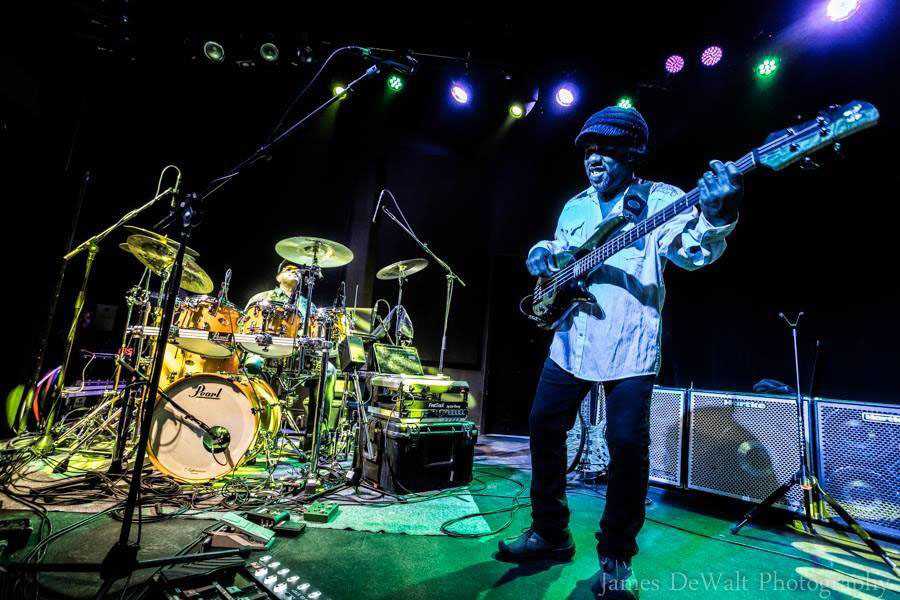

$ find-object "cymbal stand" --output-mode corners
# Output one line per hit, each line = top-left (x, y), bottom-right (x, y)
(379, 201), (465, 373)
(731, 312), (899, 577)
(30, 186), (176, 456)
(393, 273), (407, 342)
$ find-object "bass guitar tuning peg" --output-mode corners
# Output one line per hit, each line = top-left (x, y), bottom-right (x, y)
(832, 142), (845, 159)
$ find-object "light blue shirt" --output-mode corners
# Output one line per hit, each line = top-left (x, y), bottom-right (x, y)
(532, 180), (737, 382)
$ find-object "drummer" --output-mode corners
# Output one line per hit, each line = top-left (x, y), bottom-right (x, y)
(244, 260), (339, 432)
(245, 260), (314, 315)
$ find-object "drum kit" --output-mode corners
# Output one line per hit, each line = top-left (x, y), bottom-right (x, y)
(53, 226), (434, 485)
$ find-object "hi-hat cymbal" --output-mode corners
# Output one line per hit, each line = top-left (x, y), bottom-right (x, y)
(376, 258), (429, 280)
(275, 236), (353, 268)
(123, 226), (199, 258)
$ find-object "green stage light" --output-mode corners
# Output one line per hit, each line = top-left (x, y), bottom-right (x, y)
(617, 96), (634, 109)
(202, 41), (225, 64)
(259, 42), (279, 63)
(509, 102), (525, 119)
(387, 74), (405, 92)
(333, 84), (347, 98)
(756, 56), (779, 78)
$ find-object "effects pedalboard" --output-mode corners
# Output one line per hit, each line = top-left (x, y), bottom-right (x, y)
(244, 554), (330, 599)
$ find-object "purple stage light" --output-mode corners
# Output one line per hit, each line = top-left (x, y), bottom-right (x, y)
(665, 54), (685, 74)
(826, 0), (860, 22)
(700, 45), (723, 67)
(555, 85), (576, 107)
(450, 81), (470, 105)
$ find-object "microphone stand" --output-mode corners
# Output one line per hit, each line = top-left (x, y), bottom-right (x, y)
(378, 205), (465, 373)
(29, 185), (176, 456)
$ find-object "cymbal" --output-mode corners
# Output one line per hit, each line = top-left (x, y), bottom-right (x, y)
(180, 256), (214, 294)
(123, 226), (199, 258)
(376, 258), (429, 280)
(119, 242), (213, 294)
(122, 233), (199, 273)
(275, 236), (354, 268)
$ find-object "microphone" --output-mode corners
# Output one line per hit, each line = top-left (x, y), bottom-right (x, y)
(359, 48), (418, 74)
(372, 190), (386, 224)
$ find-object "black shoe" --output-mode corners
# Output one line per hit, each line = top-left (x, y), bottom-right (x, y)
(496, 528), (575, 563)
(591, 556), (639, 598)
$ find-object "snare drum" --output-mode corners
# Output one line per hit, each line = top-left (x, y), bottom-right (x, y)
(147, 372), (281, 482)
(237, 300), (303, 358)
(174, 295), (241, 358)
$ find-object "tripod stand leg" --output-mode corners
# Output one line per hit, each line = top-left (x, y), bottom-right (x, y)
(731, 474), (797, 534)
(818, 485), (900, 577)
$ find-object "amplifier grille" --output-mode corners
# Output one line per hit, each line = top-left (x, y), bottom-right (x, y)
(566, 386), (684, 486)
(647, 387), (685, 486)
(688, 391), (803, 511)
(815, 400), (900, 540)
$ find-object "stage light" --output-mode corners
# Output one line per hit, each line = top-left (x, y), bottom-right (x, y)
(665, 54), (685, 74)
(555, 85), (576, 107)
(826, 0), (861, 22)
(203, 41), (225, 64)
(617, 96), (634, 109)
(333, 83), (348, 98)
(756, 56), (779, 78)
(259, 42), (279, 62)
(509, 102), (525, 119)
(701, 45), (723, 67)
(450, 81), (470, 105)
(386, 74), (405, 92)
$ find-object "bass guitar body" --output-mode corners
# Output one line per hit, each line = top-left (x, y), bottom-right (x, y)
(522, 214), (629, 330)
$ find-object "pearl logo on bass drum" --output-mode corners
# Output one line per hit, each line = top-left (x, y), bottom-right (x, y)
(188, 384), (223, 399)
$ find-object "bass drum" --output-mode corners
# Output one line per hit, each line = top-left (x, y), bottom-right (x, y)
(147, 373), (281, 483)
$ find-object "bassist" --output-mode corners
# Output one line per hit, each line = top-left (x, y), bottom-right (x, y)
(497, 106), (742, 597)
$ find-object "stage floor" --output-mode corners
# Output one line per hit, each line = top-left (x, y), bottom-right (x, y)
(2, 435), (897, 599)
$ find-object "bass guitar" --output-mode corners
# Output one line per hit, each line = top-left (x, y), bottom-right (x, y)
(520, 100), (880, 330)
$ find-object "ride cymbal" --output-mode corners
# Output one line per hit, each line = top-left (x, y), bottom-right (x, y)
(275, 236), (353, 268)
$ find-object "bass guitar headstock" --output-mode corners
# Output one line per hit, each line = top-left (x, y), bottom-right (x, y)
(755, 101), (879, 171)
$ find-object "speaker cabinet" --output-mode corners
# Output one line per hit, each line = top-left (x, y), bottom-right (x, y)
(814, 399), (900, 540)
(687, 391), (804, 512)
(570, 385), (685, 486)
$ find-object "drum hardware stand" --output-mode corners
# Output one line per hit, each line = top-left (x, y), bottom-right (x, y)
(731, 312), (899, 577)
(302, 348), (331, 492)
(378, 202), (465, 373)
(7, 187), (251, 598)
(28, 185), (177, 456)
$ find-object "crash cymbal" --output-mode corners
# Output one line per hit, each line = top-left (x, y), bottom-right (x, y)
(119, 242), (213, 293)
(119, 240), (173, 274)
(275, 236), (353, 268)
(123, 226), (199, 258)
(180, 256), (214, 294)
(376, 258), (429, 280)
(122, 233), (199, 274)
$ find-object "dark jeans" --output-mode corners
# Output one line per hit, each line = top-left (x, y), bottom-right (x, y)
(529, 357), (654, 560)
